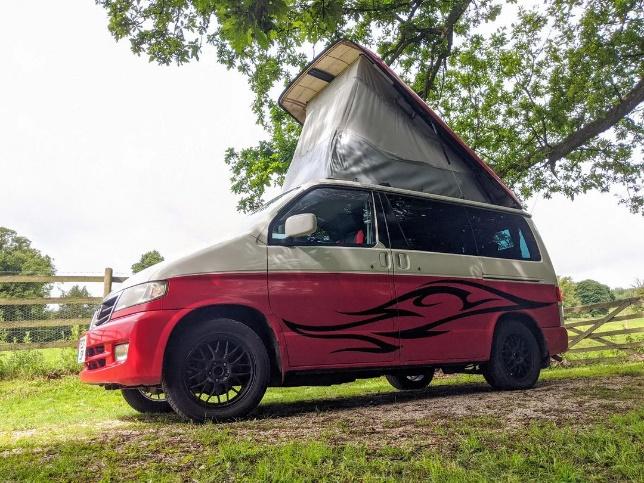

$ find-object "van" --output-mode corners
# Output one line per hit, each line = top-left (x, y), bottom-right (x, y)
(79, 179), (568, 421)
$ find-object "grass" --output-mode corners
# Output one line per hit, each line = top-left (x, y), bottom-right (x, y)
(3, 413), (642, 482)
(0, 362), (642, 481)
(1, 361), (640, 436)
(0, 347), (78, 380)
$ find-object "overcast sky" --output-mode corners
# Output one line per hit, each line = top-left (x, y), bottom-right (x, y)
(1, 1), (642, 291)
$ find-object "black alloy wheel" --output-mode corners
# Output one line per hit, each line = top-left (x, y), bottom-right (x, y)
(163, 319), (270, 422)
(386, 368), (435, 390)
(121, 388), (173, 413)
(482, 321), (541, 390)
(184, 337), (253, 407)
(501, 334), (531, 379)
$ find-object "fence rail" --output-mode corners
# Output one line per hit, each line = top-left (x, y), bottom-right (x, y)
(0, 268), (124, 351)
(562, 295), (643, 365)
(0, 275), (127, 284)
(0, 297), (104, 306)
(0, 275), (642, 364)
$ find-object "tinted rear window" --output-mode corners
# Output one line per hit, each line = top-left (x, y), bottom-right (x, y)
(467, 207), (541, 261)
(382, 192), (540, 261)
(385, 194), (477, 256)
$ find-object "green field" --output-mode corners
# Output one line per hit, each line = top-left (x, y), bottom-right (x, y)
(1, 363), (642, 481)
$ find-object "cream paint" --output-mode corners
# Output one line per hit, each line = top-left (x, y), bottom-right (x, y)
(114, 180), (558, 298)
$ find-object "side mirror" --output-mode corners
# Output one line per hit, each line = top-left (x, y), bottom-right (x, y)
(285, 213), (317, 239)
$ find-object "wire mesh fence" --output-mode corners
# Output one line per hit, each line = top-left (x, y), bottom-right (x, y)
(0, 270), (126, 351)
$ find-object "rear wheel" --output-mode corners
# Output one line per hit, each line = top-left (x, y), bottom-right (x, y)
(386, 369), (435, 390)
(482, 321), (541, 390)
(121, 388), (172, 413)
(162, 319), (270, 422)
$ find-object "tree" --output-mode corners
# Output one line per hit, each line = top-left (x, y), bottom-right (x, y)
(557, 276), (580, 308)
(576, 279), (614, 314)
(52, 285), (97, 343)
(58, 285), (96, 320)
(613, 278), (644, 312)
(98, 0), (643, 213)
(131, 250), (165, 274)
(0, 227), (55, 324)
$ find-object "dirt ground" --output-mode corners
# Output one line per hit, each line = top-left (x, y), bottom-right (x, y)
(217, 375), (644, 448)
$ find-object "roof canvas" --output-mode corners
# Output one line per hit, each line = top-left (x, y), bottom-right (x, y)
(279, 40), (521, 209)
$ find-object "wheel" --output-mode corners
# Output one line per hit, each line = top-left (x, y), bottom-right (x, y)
(121, 388), (173, 413)
(162, 319), (270, 422)
(482, 321), (541, 390)
(386, 369), (435, 390)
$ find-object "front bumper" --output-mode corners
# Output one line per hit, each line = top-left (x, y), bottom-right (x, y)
(79, 309), (179, 386)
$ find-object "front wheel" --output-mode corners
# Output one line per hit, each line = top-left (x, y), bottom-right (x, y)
(482, 321), (541, 390)
(163, 319), (270, 422)
(121, 388), (173, 413)
(386, 369), (435, 390)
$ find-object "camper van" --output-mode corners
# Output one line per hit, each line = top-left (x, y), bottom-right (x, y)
(78, 41), (567, 422)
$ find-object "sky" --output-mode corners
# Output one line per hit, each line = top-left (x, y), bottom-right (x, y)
(0, 1), (642, 292)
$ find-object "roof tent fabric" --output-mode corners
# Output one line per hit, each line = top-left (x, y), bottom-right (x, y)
(279, 40), (522, 209)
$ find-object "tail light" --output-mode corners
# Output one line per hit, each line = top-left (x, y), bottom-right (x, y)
(555, 286), (564, 325)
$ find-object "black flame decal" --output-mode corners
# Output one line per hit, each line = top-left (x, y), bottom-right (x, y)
(283, 279), (554, 354)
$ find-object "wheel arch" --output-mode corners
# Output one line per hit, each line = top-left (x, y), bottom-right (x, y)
(493, 312), (549, 362)
(163, 304), (283, 385)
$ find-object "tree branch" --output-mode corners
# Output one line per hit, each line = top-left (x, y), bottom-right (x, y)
(518, 77), (644, 172)
(420, 0), (472, 99)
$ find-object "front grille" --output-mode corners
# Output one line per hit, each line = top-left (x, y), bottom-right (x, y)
(94, 295), (118, 326)
(86, 344), (105, 357)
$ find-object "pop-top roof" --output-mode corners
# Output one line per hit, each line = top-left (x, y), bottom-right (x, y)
(278, 40), (522, 209)
(280, 41), (363, 124)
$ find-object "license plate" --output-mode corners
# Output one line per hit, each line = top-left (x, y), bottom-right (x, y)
(77, 336), (87, 364)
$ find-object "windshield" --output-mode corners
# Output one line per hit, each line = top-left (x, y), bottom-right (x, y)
(230, 187), (302, 236)
(252, 188), (299, 214)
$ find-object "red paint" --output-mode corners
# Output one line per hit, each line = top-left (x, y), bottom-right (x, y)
(542, 327), (568, 355)
(80, 271), (566, 387)
(80, 309), (180, 386)
(390, 276), (562, 363)
(268, 272), (396, 366)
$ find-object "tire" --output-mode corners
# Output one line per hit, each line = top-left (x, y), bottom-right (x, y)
(482, 321), (541, 390)
(121, 388), (173, 413)
(162, 319), (270, 422)
(386, 369), (435, 390)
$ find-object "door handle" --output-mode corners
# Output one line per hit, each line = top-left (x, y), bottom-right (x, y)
(379, 252), (391, 268)
(397, 253), (411, 270)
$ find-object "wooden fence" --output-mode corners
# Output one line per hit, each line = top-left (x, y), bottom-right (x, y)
(562, 296), (643, 364)
(1, 273), (643, 363)
(0, 269), (127, 351)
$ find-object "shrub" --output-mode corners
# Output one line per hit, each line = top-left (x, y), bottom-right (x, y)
(0, 348), (80, 380)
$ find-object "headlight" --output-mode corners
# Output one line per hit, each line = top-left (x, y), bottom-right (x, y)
(114, 281), (167, 312)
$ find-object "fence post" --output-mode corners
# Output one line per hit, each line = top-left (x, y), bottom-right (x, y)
(103, 267), (113, 298)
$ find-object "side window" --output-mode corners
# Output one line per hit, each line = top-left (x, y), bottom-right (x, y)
(384, 194), (477, 255)
(270, 187), (376, 247)
(467, 208), (541, 261)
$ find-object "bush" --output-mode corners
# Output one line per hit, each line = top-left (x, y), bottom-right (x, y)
(0, 348), (80, 380)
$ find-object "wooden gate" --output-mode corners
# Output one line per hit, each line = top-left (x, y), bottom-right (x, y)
(563, 296), (644, 364)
